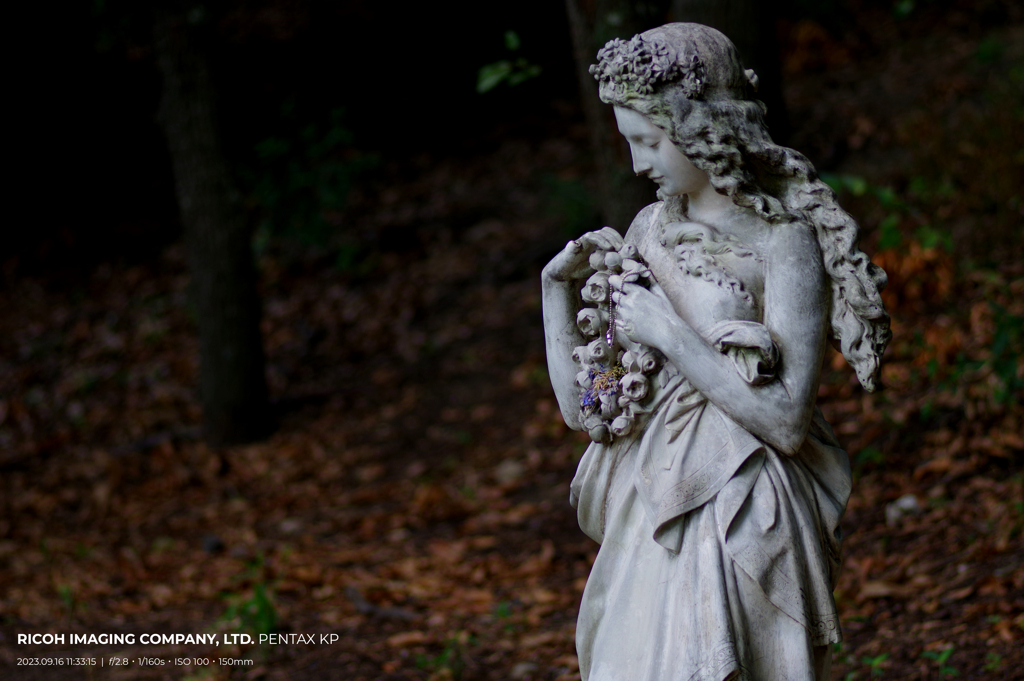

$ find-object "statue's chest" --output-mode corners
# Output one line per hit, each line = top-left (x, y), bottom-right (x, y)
(660, 221), (766, 338)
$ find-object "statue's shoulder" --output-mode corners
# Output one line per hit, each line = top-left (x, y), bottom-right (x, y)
(764, 218), (823, 267)
(623, 201), (665, 248)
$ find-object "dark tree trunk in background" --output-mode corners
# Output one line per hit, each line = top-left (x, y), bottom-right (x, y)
(154, 10), (271, 446)
(565, 0), (672, 233)
(671, 0), (789, 142)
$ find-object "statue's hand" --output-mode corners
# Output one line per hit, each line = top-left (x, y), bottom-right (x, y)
(612, 281), (678, 350)
(543, 227), (624, 283)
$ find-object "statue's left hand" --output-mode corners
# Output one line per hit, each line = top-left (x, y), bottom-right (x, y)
(543, 227), (625, 283)
(612, 281), (679, 350)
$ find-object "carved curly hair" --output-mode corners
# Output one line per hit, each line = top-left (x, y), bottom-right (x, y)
(594, 23), (891, 391)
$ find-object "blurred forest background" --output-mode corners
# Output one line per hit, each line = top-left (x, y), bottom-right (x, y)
(2, 0), (1022, 679)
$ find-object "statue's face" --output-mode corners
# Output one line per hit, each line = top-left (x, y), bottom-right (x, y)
(614, 106), (708, 198)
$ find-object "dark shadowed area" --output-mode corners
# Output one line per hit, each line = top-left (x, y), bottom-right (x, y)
(2, 1), (1022, 679)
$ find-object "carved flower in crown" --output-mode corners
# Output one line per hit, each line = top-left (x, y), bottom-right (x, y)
(589, 35), (705, 99)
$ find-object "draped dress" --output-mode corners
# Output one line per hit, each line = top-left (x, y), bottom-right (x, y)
(570, 200), (850, 681)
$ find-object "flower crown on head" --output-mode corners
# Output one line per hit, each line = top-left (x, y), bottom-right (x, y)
(589, 34), (705, 99)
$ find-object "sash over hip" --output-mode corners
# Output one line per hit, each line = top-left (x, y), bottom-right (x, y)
(635, 381), (763, 553)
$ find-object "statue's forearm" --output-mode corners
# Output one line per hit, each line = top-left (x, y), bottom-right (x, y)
(542, 275), (586, 430)
(654, 313), (819, 455)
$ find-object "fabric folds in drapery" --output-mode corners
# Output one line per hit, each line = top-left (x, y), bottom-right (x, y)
(570, 379), (849, 681)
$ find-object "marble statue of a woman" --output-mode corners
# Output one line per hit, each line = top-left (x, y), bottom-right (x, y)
(541, 23), (891, 681)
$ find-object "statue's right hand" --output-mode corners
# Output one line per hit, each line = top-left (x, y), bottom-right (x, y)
(543, 227), (625, 283)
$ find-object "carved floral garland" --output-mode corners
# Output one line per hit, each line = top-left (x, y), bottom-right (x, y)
(589, 34), (705, 99)
(574, 244), (664, 443)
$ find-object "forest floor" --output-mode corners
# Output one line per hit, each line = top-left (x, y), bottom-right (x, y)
(2, 4), (1023, 681)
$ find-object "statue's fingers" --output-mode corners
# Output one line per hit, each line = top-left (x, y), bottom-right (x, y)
(581, 227), (624, 252)
(621, 282), (646, 296)
(597, 226), (625, 247)
(576, 234), (602, 252)
(579, 232), (612, 252)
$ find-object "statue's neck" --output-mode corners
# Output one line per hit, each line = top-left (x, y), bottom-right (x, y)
(667, 191), (768, 248)
(684, 183), (737, 226)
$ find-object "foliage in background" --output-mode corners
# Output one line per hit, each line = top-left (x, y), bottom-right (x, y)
(241, 103), (376, 258)
(415, 631), (474, 680)
(922, 646), (958, 677)
(820, 173), (953, 252)
(220, 555), (278, 639)
(814, 167), (1022, 566)
(477, 31), (543, 93)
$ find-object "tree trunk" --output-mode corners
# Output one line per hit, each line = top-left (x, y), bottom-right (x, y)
(154, 10), (271, 446)
(565, 0), (672, 233)
(671, 0), (789, 142)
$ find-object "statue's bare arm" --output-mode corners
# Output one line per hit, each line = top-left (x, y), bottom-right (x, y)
(541, 227), (625, 430)
(615, 221), (829, 454)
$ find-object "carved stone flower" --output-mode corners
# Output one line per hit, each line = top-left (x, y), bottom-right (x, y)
(636, 349), (662, 373)
(581, 272), (610, 305)
(583, 413), (608, 443)
(610, 414), (634, 438)
(620, 372), (648, 401)
(587, 338), (613, 364)
(576, 308), (606, 338)
(591, 34), (703, 99)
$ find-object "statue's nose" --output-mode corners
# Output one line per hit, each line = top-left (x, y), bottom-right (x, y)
(632, 150), (652, 176)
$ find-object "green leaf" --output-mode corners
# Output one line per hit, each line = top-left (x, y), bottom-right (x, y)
(976, 37), (1004, 64)
(914, 225), (953, 251)
(873, 186), (901, 209)
(984, 652), (1004, 672)
(845, 176), (868, 196)
(820, 173), (867, 196)
(504, 30), (521, 51)
(878, 214), (902, 250)
(855, 446), (884, 467)
(507, 64), (542, 86)
(255, 137), (291, 159)
(477, 61), (513, 93)
(862, 653), (889, 676)
(893, 0), (914, 19)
